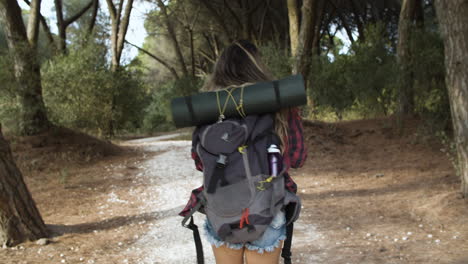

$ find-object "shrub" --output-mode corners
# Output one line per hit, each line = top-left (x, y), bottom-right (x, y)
(142, 76), (201, 132)
(42, 44), (148, 136)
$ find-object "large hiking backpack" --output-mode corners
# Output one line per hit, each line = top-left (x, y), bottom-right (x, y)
(182, 113), (301, 264)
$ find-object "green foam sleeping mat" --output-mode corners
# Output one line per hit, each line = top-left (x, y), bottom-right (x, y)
(170, 74), (307, 128)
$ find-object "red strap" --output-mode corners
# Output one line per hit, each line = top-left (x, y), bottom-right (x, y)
(239, 208), (250, 229)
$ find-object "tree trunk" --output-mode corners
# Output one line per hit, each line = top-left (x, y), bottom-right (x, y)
(156, 0), (189, 77)
(26, 0), (41, 51)
(125, 40), (180, 80)
(0, 0), (51, 135)
(23, 0), (56, 51)
(292, 0), (319, 88)
(87, 0), (99, 37)
(312, 0), (325, 56)
(435, 0), (468, 198)
(105, 0), (134, 136)
(115, 0), (134, 68)
(0, 125), (48, 246)
(107, 0), (123, 72)
(287, 0), (300, 57)
(350, 0), (365, 42)
(199, 0), (232, 41)
(54, 0), (94, 54)
(397, 0), (419, 116)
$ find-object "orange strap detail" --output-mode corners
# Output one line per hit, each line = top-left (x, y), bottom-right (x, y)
(239, 208), (250, 229)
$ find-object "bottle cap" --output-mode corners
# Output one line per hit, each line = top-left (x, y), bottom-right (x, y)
(267, 144), (280, 153)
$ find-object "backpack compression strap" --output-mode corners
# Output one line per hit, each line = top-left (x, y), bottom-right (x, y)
(281, 202), (296, 264)
(182, 199), (205, 264)
(282, 222), (294, 264)
(186, 217), (204, 264)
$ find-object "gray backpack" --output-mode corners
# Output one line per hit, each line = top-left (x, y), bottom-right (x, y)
(182, 114), (301, 263)
(184, 114), (301, 237)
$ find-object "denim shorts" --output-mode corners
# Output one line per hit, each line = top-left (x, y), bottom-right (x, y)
(203, 211), (287, 253)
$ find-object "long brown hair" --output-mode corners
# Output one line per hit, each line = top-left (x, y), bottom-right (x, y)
(203, 40), (289, 151)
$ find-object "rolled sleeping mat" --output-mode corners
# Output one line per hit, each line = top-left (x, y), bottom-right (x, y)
(171, 74), (307, 128)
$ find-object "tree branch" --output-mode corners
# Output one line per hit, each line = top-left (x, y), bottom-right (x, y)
(223, 0), (243, 28)
(116, 0), (134, 56)
(199, 0), (232, 41)
(156, 0), (188, 76)
(105, 0), (116, 19)
(64, 0), (94, 28)
(125, 40), (180, 80)
(87, 0), (99, 36)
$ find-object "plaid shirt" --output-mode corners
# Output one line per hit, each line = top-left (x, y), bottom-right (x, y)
(179, 107), (307, 217)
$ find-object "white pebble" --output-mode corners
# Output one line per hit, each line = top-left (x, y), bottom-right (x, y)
(428, 234), (433, 238)
(407, 232), (412, 235)
(402, 237), (408, 241)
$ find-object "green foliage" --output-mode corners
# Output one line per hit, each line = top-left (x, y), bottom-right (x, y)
(0, 54), (21, 133)
(142, 76), (201, 132)
(310, 23), (398, 120)
(41, 43), (148, 135)
(411, 29), (450, 131)
(259, 43), (292, 79)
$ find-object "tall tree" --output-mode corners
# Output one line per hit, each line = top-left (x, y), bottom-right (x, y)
(106, 0), (134, 72)
(435, 0), (468, 198)
(287, 0), (300, 57)
(156, 0), (189, 76)
(0, 125), (48, 246)
(26, 0), (41, 50)
(54, 0), (94, 53)
(397, 0), (424, 116)
(0, 0), (51, 135)
(23, 0), (56, 50)
(291, 0), (323, 87)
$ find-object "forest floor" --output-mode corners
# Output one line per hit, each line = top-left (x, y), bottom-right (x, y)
(1, 117), (467, 264)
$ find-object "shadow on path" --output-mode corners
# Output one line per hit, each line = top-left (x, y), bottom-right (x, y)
(47, 207), (182, 236)
(302, 174), (458, 201)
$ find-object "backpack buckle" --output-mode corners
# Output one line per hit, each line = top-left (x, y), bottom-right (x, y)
(238, 145), (248, 154)
(257, 176), (275, 191)
(216, 154), (227, 168)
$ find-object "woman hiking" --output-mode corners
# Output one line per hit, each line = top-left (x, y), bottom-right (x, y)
(179, 39), (307, 264)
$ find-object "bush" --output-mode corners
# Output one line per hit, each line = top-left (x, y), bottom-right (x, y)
(310, 23), (399, 120)
(42, 44), (148, 136)
(259, 43), (292, 79)
(142, 76), (201, 132)
(410, 29), (450, 132)
(0, 54), (21, 133)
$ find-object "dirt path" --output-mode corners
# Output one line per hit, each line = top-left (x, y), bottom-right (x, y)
(125, 138), (324, 264)
(1, 118), (467, 264)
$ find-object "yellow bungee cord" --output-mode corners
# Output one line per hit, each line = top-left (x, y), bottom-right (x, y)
(215, 83), (251, 122)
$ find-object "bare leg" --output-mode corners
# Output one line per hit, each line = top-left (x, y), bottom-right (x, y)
(212, 245), (245, 264)
(244, 241), (283, 264)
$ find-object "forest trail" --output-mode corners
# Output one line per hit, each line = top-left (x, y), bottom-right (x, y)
(122, 138), (323, 264)
(1, 118), (467, 264)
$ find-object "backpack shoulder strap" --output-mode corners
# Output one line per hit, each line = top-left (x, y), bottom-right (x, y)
(181, 197), (206, 264)
(185, 216), (204, 264)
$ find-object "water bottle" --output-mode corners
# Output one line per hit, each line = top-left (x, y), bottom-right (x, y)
(267, 144), (281, 176)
